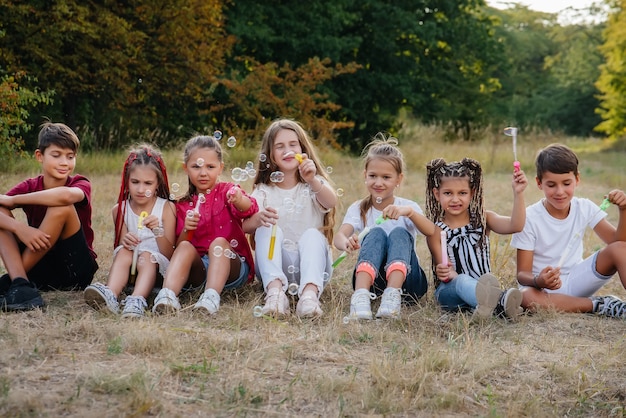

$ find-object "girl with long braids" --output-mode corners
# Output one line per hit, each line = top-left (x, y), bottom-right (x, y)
(425, 157), (527, 319)
(334, 134), (437, 320)
(84, 144), (176, 318)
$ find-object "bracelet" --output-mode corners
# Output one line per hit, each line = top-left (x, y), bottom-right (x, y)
(310, 179), (324, 194)
(532, 274), (539, 288)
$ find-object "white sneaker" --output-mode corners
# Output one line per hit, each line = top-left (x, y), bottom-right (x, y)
(473, 273), (501, 320)
(121, 295), (147, 318)
(152, 288), (181, 314)
(376, 287), (402, 319)
(262, 287), (290, 316)
(349, 289), (376, 320)
(193, 288), (221, 314)
(296, 291), (323, 318)
(84, 283), (119, 314)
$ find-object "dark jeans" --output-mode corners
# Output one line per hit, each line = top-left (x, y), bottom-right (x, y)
(352, 227), (427, 303)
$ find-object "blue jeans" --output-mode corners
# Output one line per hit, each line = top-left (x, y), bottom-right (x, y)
(352, 227), (427, 303)
(434, 273), (478, 312)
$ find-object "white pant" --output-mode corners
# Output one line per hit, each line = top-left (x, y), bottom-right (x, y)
(254, 226), (332, 296)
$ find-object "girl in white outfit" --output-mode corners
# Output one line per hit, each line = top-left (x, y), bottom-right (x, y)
(84, 144), (176, 317)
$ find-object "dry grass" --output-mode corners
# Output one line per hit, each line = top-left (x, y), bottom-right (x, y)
(1, 126), (626, 417)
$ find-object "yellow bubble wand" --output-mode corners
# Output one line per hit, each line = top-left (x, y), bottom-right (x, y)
(130, 211), (149, 279)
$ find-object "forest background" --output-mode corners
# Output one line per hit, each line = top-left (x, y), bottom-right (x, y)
(2, 0), (626, 160)
(2, 1), (626, 416)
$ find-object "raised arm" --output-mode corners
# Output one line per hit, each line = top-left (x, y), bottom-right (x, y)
(487, 169), (527, 235)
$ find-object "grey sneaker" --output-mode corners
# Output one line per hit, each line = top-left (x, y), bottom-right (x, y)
(376, 287), (402, 319)
(152, 287), (181, 314)
(121, 295), (147, 318)
(494, 288), (523, 320)
(84, 283), (119, 314)
(193, 288), (221, 314)
(473, 273), (502, 319)
(349, 288), (376, 320)
(593, 295), (626, 319)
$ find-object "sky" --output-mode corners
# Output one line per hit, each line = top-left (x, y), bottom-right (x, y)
(487, 0), (595, 14)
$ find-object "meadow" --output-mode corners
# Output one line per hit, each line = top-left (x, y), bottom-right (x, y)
(1, 124), (625, 417)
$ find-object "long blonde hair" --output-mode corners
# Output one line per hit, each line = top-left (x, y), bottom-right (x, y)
(253, 118), (335, 242)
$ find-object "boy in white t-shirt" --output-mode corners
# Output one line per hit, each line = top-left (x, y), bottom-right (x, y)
(511, 143), (626, 319)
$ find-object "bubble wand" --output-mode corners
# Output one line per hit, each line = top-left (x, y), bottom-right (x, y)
(268, 154), (303, 260)
(131, 211), (149, 278)
(600, 197), (610, 211)
(504, 127), (520, 172)
(332, 216), (386, 268)
(186, 193), (205, 240)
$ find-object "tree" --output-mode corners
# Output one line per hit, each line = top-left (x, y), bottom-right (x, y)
(0, 0), (231, 149)
(225, 0), (502, 148)
(596, 0), (626, 141)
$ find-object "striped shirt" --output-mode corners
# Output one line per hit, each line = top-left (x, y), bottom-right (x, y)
(436, 221), (490, 287)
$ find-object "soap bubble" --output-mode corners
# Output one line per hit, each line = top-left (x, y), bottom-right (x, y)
(322, 272), (330, 284)
(259, 153), (267, 162)
(213, 130), (223, 140)
(376, 197), (382, 204)
(336, 188), (344, 197)
(326, 166), (333, 174)
(227, 136), (237, 148)
(196, 157), (205, 167)
(253, 306), (263, 317)
(246, 161), (255, 170)
(144, 190), (152, 198)
(287, 282), (299, 296)
(213, 245), (223, 257)
(152, 227), (164, 237)
(150, 254), (158, 264)
(231, 167), (245, 182)
(270, 171), (285, 183)
(230, 239), (238, 248)
(287, 265), (296, 274)
(171, 183), (180, 193)
(283, 239), (297, 252)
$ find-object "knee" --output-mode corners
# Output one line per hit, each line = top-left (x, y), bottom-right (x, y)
(520, 287), (542, 310)
(45, 204), (75, 221)
(388, 227), (410, 240)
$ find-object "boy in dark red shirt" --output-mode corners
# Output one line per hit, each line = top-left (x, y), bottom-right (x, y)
(0, 122), (98, 311)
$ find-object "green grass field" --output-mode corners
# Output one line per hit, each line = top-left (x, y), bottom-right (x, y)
(1, 125), (625, 417)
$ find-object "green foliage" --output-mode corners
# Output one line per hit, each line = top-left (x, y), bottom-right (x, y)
(225, 0), (503, 148)
(0, 0), (230, 149)
(0, 70), (53, 169)
(487, 5), (603, 136)
(596, 0), (626, 141)
(211, 57), (359, 148)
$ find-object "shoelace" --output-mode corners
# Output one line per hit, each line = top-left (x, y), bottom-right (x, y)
(123, 296), (146, 312)
(602, 297), (626, 318)
(354, 291), (376, 306)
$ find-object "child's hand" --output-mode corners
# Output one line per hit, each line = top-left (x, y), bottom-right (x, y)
(258, 207), (278, 228)
(512, 169), (528, 194)
(18, 225), (51, 252)
(227, 185), (243, 205)
(537, 266), (562, 290)
(343, 233), (361, 252)
(382, 205), (412, 220)
(435, 263), (458, 283)
(297, 153), (317, 183)
(141, 214), (160, 231)
(184, 212), (200, 234)
(605, 189), (626, 210)
(121, 232), (140, 250)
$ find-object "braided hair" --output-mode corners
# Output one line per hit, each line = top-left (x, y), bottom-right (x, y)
(425, 157), (486, 250)
(114, 144), (170, 248)
(359, 133), (405, 226)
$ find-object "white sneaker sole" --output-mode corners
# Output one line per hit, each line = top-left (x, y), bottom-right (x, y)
(473, 273), (501, 319)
